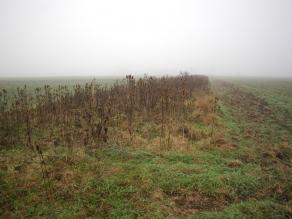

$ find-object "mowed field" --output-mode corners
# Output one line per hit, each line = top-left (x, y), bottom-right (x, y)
(0, 77), (291, 218)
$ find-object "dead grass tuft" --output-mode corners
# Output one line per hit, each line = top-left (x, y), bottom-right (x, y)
(226, 159), (242, 168)
(170, 190), (226, 216)
(194, 94), (217, 125)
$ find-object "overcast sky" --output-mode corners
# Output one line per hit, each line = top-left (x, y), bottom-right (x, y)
(0, 0), (292, 78)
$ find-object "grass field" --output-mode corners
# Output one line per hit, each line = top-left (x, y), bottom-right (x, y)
(0, 76), (291, 218)
(0, 77), (120, 101)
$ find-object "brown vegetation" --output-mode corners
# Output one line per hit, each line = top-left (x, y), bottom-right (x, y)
(0, 73), (211, 150)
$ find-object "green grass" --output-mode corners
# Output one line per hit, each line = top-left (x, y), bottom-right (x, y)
(185, 200), (291, 219)
(225, 78), (292, 140)
(1, 142), (284, 218)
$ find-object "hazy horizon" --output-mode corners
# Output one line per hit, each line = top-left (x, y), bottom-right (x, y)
(1, 0), (292, 78)
(1, 74), (292, 80)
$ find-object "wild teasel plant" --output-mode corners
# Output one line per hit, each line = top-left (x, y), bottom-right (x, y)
(1, 74), (211, 149)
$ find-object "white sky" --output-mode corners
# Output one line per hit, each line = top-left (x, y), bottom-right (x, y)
(0, 0), (292, 77)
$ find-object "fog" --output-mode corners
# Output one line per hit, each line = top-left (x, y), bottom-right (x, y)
(0, 0), (292, 78)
